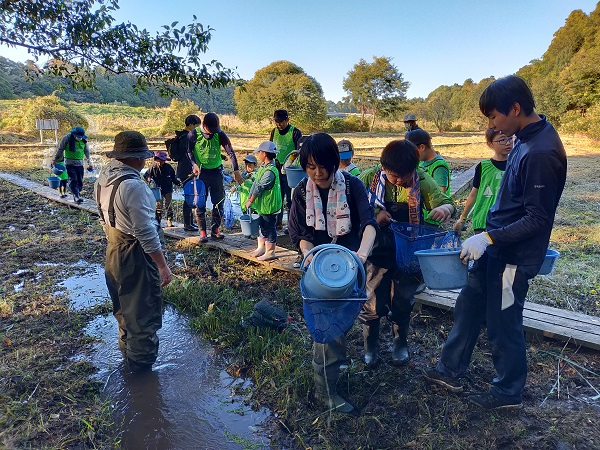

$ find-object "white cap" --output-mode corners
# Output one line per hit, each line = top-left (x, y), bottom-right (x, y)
(253, 141), (279, 154)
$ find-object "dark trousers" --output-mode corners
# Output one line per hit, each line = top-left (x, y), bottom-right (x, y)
(276, 173), (291, 227)
(259, 213), (278, 243)
(361, 264), (421, 328)
(437, 252), (538, 402)
(195, 168), (224, 232)
(66, 165), (84, 197)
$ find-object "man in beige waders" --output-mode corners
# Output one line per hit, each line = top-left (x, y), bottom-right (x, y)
(95, 131), (173, 373)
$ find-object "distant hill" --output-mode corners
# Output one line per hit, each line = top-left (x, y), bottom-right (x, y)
(0, 56), (236, 114)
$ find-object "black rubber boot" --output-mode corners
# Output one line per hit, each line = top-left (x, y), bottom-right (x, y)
(313, 373), (354, 414)
(391, 322), (410, 366)
(183, 204), (198, 231)
(155, 212), (162, 225)
(362, 319), (380, 367)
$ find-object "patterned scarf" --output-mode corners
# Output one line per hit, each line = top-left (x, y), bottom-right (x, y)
(305, 170), (352, 238)
(367, 167), (421, 225)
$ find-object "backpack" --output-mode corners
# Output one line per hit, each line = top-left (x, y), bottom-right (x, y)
(164, 129), (188, 162)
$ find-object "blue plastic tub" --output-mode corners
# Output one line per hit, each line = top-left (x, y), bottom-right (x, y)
(538, 249), (560, 275)
(414, 248), (468, 290)
(47, 176), (60, 189)
(285, 167), (307, 188)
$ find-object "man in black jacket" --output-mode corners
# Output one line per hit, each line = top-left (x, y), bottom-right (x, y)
(423, 75), (567, 410)
(176, 115), (201, 231)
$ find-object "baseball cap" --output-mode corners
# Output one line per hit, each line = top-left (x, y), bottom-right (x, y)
(406, 129), (431, 146)
(273, 109), (289, 122)
(337, 139), (354, 160)
(403, 113), (417, 122)
(243, 154), (257, 164)
(253, 141), (279, 154)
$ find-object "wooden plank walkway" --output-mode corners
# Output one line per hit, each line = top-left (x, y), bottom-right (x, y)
(0, 172), (303, 274)
(415, 289), (600, 351)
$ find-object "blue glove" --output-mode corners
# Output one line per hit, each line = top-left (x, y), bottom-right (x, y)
(460, 232), (493, 263)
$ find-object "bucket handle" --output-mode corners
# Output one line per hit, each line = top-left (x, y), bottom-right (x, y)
(282, 150), (301, 168)
(300, 243), (366, 292)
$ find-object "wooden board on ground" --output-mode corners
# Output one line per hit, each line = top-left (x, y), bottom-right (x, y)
(414, 288), (600, 351)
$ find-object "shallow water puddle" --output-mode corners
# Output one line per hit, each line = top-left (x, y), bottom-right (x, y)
(62, 266), (269, 448)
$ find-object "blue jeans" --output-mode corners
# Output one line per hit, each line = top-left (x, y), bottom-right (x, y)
(66, 165), (84, 197)
(259, 214), (277, 243)
(437, 252), (538, 402)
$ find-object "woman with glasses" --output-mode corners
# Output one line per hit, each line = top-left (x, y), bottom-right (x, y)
(454, 129), (513, 234)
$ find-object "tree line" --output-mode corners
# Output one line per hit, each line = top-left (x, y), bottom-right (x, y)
(2, 1), (600, 137)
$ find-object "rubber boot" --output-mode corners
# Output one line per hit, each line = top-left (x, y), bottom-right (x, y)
(362, 319), (380, 367)
(391, 322), (410, 366)
(156, 212), (162, 225)
(257, 241), (277, 261)
(313, 373), (354, 414)
(250, 237), (266, 257)
(183, 204), (198, 231)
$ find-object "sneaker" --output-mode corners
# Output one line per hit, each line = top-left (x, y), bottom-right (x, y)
(467, 392), (522, 410)
(422, 367), (463, 393)
(73, 195), (80, 203)
(76, 196), (83, 204)
(199, 230), (208, 243)
(292, 254), (303, 269)
(60, 194), (68, 199)
(211, 231), (225, 240)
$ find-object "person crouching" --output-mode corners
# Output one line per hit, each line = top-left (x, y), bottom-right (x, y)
(245, 141), (282, 261)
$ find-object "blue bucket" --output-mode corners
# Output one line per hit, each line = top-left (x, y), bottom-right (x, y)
(239, 213), (259, 237)
(391, 223), (447, 274)
(47, 176), (60, 189)
(538, 249), (560, 275)
(414, 248), (468, 290)
(52, 163), (66, 175)
(285, 166), (307, 188)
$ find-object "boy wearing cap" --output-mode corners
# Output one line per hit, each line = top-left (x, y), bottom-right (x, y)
(337, 139), (360, 176)
(95, 131), (173, 373)
(406, 129), (450, 195)
(145, 151), (180, 227)
(52, 126), (93, 203)
(245, 141), (282, 261)
(187, 112), (244, 242)
(269, 109), (303, 231)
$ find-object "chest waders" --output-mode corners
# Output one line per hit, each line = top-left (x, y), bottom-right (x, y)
(97, 175), (163, 366)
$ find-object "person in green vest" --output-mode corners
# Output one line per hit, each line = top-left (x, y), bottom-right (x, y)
(337, 139), (360, 176)
(358, 140), (455, 367)
(232, 154), (258, 212)
(453, 129), (512, 234)
(244, 141), (282, 261)
(269, 109), (302, 232)
(52, 161), (69, 198)
(187, 113), (244, 243)
(52, 126), (93, 203)
(407, 128), (451, 226)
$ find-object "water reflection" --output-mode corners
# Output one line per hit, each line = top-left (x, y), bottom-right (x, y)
(60, 266), (269, 449)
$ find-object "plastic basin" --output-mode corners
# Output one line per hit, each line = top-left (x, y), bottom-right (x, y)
(414, 248), (468, 290)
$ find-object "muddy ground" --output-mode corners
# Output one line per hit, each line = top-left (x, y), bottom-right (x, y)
(0, 171), (599, 449)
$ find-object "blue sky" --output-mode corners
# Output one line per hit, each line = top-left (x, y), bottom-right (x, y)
(1, 0), (598, 101)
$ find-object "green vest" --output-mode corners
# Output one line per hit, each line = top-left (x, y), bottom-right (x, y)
(193, 130), (222, 169)
(253, 164), (282, 215)
(64, 138), (86, 160)
(420, 156), (450, 191)
(238, 176), (254, 209)
(273, 125), (296, 165)
(472, 159), (504, 230)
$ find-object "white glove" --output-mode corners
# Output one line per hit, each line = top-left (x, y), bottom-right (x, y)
(460, 232), (493, 263)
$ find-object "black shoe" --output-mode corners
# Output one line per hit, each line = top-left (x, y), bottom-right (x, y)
(211, 232), (225, 240)
(422, 367), (463, 393)
(126, 358), (152, 374)
(283, 227), (289, 235)
(76, 196), (83, 204)
(183, 226), (197, 232)
(468, 392), (522, 409)
(391, 337), (410, 366)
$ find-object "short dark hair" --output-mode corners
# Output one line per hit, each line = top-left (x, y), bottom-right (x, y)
(479, 75), (535, 117)
(485, 128), (501, 145)
(299, 133), (340, 176)
(185, 114), (201, 126)
(406, 129), (432, 148)
(380, 140), (419, 176)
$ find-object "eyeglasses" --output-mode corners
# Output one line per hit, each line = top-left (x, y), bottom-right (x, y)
(493, 137), (514, 145)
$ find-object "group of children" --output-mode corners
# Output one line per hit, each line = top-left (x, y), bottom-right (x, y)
(130, 126), (511, 254)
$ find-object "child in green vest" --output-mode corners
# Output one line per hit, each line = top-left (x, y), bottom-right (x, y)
(232, 154), (258, 209)
(52, 126), (93, 203)
(53, 161), (69, 198)
(337, 139), (360, 176)
(244, 141), (282, 261)
(453, 129), (512, 234)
